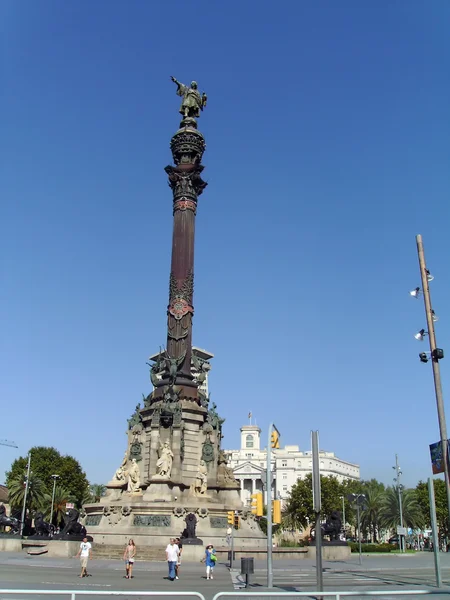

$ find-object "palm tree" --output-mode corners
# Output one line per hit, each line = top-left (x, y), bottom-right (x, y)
(43, 485), (76, 526)
(8, 473), (47, 514)
(360, 485), (384, 542)
(82, 488), (94, 505)
(380, 486), (425, 531)
(89, 484), (106, 503)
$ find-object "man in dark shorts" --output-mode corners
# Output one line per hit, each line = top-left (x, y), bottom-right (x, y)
(175, 537), (183, 579)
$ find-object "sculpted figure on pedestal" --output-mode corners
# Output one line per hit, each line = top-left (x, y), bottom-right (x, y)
(171, 76), (207, 120)
(156, 441), (174, 478)
(112, 450), (128, 482)
(217, 450), (240, 487)
(194, 460), (208, 495)
(127, 459), (141, 494)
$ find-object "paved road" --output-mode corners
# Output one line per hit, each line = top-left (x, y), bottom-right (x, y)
(0, 552), (449, 600)
(0, 553), (231, 600)
(232, 554), (450, 597)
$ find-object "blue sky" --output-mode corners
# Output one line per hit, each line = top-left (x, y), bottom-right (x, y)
(1, 0), (449, 489)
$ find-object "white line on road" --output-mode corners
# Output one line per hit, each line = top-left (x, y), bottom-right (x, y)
(3, 564), (73, 569)
(40, 582), (111, 587)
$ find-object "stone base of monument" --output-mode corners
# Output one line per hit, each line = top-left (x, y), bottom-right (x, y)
(306, 543), (351, 560)
(0, 537), (22, 552)
(52, 534), (93, 542)
(181, 537), (203, 545)
(0, 538), (87, 557)
(82, 500), (266, 549)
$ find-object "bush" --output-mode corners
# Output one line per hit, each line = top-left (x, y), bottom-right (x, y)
(349, 542), (397, 553)
(279, 539), (299, 548)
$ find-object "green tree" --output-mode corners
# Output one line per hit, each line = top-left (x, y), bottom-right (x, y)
(359, 480), (385, 542)
(380, 486), (425, 531)
(284, 474), (313, 530)
(43, 484), (76, 526)
(416, 479), (449, 538)
(89, 484), (106, 503)
(285, 474), (347, 530)
(6, 447), (89, 507)
(7, 472), (47, 513)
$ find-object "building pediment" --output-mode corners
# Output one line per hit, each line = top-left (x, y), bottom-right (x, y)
(232, 461), (264, 475)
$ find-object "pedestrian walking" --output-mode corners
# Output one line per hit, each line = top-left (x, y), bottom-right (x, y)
(123, 539), (136, 579)
(175, 537), (183, 579)
(201, 544), (217, 580)
(165, 538), (179, 581)
(75, 536), (92, 578)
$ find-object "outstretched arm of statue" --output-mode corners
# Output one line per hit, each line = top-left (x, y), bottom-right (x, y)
(171, 75), (181, 87)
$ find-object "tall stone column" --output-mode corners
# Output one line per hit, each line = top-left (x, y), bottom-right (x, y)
(152, 119), (207, 403)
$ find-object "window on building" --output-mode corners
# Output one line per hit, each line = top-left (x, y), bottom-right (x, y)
(246, 453), (254, 458)
(246, 435), (254, 448)
(283, 485), (288, 491)
(282, 460), (287, 467)
(283, 473), (287, 480)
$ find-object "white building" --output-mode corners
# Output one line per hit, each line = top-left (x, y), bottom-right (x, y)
(227, 424), (360, 506)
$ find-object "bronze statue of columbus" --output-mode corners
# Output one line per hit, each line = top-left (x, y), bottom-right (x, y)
(171, 76), (207, 119)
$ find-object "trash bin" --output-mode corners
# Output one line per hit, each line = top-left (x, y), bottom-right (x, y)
(241, 557), (254, 575)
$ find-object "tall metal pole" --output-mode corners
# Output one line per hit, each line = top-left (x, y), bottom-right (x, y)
(357, 503), (362, 565)
(231, 523), (234, 570)
(50, 475), (59, 526)
(341, 495), (346, 538)
(266, 423), (273, 589)
(416, 235), (450, 524)
(311, 431), (323, 592)
(20, 453), (31, 537)
(428, 477), (442, 587)
(395, 454), (404, 552)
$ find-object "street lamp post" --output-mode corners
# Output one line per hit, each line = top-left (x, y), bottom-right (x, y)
(340, 495), (346, 539)
(19, 453), (31, 537)
(50, 474), (60, 526)
(393, 455), (404, 552)
(357, 502), (362, 564)
(348, 493), (365, 566)
(415, 235), (450, 523)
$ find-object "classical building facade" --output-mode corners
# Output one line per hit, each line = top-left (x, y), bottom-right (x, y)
(226, 425), (360, 506)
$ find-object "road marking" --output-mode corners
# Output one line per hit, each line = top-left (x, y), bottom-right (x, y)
(40, 582), (111, 587)
(3, 564), (73, 569)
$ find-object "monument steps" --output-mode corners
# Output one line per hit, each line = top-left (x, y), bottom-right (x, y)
(92, 544), (165, 561)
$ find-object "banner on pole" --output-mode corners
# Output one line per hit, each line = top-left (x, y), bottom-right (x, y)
(429, 440), (450, 474)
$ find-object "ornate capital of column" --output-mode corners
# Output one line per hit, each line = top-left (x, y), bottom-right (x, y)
(164, 164), (207, 203)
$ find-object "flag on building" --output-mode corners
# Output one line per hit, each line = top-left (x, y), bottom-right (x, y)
(248, 412), (252, 419)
